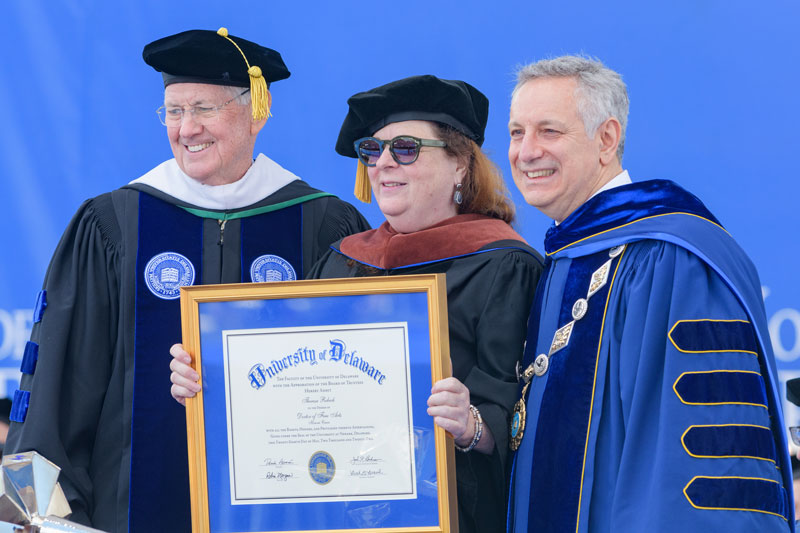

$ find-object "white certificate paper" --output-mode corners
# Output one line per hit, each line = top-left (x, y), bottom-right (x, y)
(221, 323), (417, 505)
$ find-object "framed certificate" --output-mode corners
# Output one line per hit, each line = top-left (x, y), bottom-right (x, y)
(179, 274), (457, 533)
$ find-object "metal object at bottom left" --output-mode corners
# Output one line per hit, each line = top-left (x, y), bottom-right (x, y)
(0, 451), (107, 533)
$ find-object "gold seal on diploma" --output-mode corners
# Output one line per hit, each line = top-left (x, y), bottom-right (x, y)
(308, 451), (336, 485)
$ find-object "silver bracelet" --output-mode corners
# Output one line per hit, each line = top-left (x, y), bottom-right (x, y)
(454, 404), (483, 453)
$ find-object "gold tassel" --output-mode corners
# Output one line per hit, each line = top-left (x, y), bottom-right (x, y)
(217, 27), (272, 121)
(246, 65), (270, 121)
(354, 161), (372, 203)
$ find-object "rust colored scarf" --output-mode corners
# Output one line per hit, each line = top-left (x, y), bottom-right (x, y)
(339, 214), (527, 269)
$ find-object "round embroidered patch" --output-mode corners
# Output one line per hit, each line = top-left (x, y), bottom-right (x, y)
(250, 254), (297, 282)
(144, 252), (195, 300)
(308, 451), (335, 485)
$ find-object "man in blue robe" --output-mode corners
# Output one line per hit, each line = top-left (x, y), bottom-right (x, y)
(506, 55), (794, 532)
(4, 29), (368, 533)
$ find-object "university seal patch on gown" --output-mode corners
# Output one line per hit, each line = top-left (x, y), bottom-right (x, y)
(249, 254), (297, 282)
(143, 251), (196, 299)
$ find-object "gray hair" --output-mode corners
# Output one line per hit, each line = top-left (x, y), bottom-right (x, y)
(162, 84), (253, 107)
(220, 85), (253, 107)
(513, 55), (629, 161)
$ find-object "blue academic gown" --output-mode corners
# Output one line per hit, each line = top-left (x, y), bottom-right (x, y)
(509, 180), (794, 532)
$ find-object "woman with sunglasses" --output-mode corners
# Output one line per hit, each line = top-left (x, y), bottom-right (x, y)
(313, 75), (542, 532)
(170, 75), (543, 532)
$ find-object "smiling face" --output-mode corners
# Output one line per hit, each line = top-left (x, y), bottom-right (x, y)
(164, 83), (263, 186)
(368, 120), (465, 233)
(508, 76), (620, 222)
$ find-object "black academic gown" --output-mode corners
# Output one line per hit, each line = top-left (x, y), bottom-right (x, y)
(6, 179), (369, 533)
(308, 215), (544, 533)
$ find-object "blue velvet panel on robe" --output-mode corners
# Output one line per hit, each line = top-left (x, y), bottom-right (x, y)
(32, 289), (46, 323)
(673, 370), (768, 407)
(526, 249), (625, 532)
(681, 424), (777, 462)
(130, 194), (203, 533)
(240, 204), (302, 280)
(669, 319), (760, 354)
(544, 180), (719, 254)
(684, 476), (788, 519)
(20, 341), (38, 375)
(10, 389), (30, 423)
(129, 195), (306, 533)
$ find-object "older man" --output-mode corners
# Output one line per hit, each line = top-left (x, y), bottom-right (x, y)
(5, 29), (368, 532)
(506, 56), (794, 532)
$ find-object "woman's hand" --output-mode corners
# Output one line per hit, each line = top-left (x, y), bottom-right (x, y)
(169, 343), (201, 406)
(426, 377), (495, 453)
(427, 377), (474, 446)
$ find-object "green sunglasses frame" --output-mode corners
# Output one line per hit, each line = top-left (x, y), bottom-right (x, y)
(353, 135), (447, 166)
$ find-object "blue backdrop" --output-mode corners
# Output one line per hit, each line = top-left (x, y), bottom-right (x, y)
(2, 1), (799, 428)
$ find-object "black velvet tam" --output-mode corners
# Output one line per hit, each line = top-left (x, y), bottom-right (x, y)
(142, 29), (290, 87)
(335, 74), (489, 157)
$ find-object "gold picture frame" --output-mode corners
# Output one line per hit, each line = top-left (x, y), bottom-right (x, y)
(180, 274), (458, 533)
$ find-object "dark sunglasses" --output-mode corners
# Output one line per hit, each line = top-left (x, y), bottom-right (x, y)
(354, 135), (447, 166)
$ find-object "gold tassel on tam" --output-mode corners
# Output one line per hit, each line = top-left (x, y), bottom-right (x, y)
(216, 27), (271, 121)
(354, 161), (372, 203)
(246, 65), (270, 121)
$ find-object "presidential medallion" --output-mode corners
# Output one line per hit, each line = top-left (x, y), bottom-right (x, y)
(510, 397), (527, 451)
(510, 363), (535, 451)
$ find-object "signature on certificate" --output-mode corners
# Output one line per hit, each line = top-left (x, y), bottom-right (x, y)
(261, 457), (296, 467)
(264, 471), (296, 481)
(349, 468), (386, 478)
(349, 454), (384, 465)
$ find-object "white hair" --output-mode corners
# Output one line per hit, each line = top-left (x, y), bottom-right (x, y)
(513, 55), (629, 160)
(220, 85), (252, 106)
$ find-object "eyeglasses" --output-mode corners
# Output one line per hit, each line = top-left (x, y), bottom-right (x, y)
(156, 89), (250, 126)
(353, 135), (447, 166)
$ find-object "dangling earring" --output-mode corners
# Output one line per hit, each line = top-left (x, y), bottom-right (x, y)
(453, 183), (463, 205)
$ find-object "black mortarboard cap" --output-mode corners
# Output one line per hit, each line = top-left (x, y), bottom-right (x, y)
(336, 75), (488, 203)
(335, 74), (489, 158)
(143, 28), (289, 121)
(142, 28), (290, 87)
